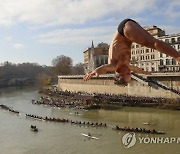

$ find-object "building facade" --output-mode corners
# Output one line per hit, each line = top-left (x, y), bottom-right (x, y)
(84, 26), (180, 73)
(84, 41), (109, 73)
(131, 26), (180, 72)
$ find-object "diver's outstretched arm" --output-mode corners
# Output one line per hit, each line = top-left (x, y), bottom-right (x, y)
(83, 63), (117, 81)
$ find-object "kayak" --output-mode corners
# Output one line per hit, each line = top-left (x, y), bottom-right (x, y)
(81, 133), (99, 140)
(142, 123), (150, 125)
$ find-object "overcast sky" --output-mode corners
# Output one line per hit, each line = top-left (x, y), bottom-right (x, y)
(0, 0), (180, 66)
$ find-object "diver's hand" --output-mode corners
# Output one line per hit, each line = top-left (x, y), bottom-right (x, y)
(83, 70), (99, 81)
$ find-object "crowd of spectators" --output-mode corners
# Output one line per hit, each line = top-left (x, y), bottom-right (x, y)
(40, 86), (179, 110)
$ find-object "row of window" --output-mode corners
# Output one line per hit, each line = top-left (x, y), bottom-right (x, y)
(160, 53), (168, 58)
(135, 59), (177, 70)
(159, 59), (176, 65)
(141, 62), (155, 66)
(159, 66), (180, 72)
(142, 66), (180, 72)
(137, 59), (177, 66)
(141, 55), (155, 60)
(132, 44), (143, 48)
(131, 48), (154, 55)
(132, 37), (180, 50)
(95, 57), (108, 67)
(132, 54), (155, 61)
(163, 37), (180, 43)
(132, 45), (180, 56)
(141, 67), (156, 72)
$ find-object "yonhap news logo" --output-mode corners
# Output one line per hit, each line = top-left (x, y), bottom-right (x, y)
(122, 132), (136, 148)
(122, 132), (180, 149)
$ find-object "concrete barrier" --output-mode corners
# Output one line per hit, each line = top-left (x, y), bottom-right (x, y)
(58, 73), (180, 98)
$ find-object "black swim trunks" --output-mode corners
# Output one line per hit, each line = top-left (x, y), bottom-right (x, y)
(117, 19), (137, 37)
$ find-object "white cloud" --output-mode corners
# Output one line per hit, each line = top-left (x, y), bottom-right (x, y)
(4, 36), (12, 41)
(160, 25), (180, 35)
(0, 0), (159, 27)
(165, 0), (180, 19)
(37, 26), (115, 45)
(37, 23), (180, 46)
(149, 0), (180, 21)
(13, 43), (25, 49)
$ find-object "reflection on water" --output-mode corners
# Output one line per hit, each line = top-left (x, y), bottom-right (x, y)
(0, 87), (179, 154)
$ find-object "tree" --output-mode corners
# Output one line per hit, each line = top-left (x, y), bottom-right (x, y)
(0, 61), (56, 80)
(52, 55), (73, 75)
(36, 73), (51, 88)
(72, 63), (85, 75)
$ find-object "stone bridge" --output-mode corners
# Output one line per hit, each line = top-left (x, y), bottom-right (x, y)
(58, 72), (180, 98)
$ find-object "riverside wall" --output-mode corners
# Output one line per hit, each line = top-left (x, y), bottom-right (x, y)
(58, 73), (180, 98)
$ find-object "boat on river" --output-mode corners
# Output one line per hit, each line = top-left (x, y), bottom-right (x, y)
(81, 133), (99, 140)
(112, 126), (165, 135)
(30, 125), (38, 132)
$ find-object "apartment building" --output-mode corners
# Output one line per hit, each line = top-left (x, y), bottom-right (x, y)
(131, 26), (180, 72)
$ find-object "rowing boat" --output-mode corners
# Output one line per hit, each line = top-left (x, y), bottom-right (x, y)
(112, 127), (165, 135)
(81, 133), (99, 140)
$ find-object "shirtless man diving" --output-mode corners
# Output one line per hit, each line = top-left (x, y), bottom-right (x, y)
(83, 19), (180, 85)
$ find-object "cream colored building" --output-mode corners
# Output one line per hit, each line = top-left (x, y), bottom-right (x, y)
(84, 26), (180, 73)
(84, 41), (109, 73)
(131, 26), (180, 72)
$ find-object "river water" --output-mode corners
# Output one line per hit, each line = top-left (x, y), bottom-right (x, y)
(0, 87), (179, 154)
